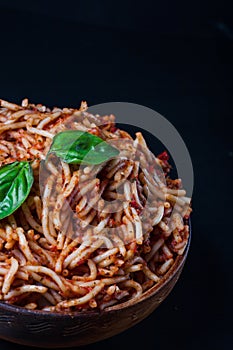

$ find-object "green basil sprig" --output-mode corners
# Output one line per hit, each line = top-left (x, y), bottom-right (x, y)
(0, 161), (34, 220)
(48, 130), (119, 165)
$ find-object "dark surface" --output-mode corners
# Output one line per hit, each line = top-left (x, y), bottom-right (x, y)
(0, 1), (232, 349)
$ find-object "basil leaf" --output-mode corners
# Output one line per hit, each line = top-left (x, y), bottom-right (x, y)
(48, 130), (119, 165)
(0, 161), (34, 220)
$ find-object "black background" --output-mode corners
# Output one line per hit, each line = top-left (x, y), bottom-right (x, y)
(0, 1), (232, 349)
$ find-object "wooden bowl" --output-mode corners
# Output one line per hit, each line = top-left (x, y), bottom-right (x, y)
(0, 225), (191, 348)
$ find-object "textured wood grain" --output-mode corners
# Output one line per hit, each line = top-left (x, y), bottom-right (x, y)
(0, 235), (190, 348)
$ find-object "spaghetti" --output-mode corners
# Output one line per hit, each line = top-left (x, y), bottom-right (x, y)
(0, 98), (191, 311)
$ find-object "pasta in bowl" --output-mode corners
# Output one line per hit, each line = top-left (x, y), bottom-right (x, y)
(0, 99), (192, 347)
